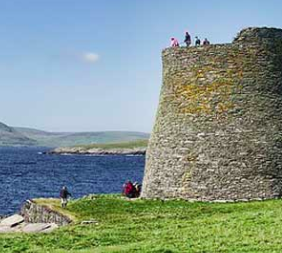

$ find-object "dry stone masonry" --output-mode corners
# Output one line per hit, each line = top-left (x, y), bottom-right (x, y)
(20, 199), (72, 226)
(142, 27), (282, 201)
(0, 200), (71, 233)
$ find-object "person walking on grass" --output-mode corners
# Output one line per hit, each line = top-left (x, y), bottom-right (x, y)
(60, 186), (72, 208)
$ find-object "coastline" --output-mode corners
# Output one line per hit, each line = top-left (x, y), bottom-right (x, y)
(47, 146), (146, 156)
(46, 139), (148, 156)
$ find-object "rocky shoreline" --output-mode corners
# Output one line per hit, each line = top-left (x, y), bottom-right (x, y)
(47, 147), (146, 156)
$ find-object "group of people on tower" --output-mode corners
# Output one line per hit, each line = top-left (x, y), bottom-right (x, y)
(170, 31), (210, 47)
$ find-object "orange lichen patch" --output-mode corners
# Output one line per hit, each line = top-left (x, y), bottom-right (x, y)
(238, 70), (243, 78)
(173, 78), (239, 115)
(163, 62), (245, 116)
(196, 70), (205, 78)
(182, 171), (192, 183)
(185, 154), (198, 162)
(216, 101), (235, 113)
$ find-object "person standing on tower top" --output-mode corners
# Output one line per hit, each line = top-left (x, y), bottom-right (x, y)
(170, 37), (179, 47)
(203, 38), (210, 46)
(184, 31), (191, 47)
(195, 36), (201, 46)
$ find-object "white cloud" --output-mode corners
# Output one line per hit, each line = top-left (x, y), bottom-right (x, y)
(82, 52), (100, 63)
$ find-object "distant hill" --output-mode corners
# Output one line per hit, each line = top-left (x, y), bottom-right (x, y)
(44, 131), (149, 147)
(13, 127), (70, 147)
(13, 126), (150, 147)
(0, 122), (149, 147)
(0, 123), (37, 146)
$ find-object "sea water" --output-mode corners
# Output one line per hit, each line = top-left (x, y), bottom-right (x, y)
(0, 147), (145, 215)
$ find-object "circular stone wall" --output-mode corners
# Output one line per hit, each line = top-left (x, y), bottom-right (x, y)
(141, 27), (282, 201)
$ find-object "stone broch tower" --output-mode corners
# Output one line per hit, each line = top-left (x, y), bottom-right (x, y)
(142, 27), (282, 201)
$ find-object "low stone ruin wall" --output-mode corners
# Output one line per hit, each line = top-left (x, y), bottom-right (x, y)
(20, 199), (72, 226)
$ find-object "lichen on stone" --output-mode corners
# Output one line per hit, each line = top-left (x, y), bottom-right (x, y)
(142, 27), (282, 201)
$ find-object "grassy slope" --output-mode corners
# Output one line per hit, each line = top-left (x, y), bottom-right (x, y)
(52, 132), (149, 148)
(1, 195), (282, 252)
(74, 139), (148, 150)
(33, 198), (78, 222)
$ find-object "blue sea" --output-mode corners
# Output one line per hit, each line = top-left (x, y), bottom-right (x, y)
(0, 147), (145, 215)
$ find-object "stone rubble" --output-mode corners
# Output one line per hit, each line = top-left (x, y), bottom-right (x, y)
(0, 214), (24, 227)
(0, 215), (58, 233)
(0, 199), (71, 233)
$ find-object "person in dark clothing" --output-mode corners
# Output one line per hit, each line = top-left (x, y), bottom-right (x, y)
(133, 182), (142, 197)
(60, 186), (72, 208)
(184, 31), (191, 47)
(195, 36), (201, 46)
(203, 38), (210, 46)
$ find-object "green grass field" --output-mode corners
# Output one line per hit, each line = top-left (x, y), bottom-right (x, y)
(1, 195), (282, 252)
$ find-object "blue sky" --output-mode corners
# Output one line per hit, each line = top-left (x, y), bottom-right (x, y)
(0, 0), (281, 132)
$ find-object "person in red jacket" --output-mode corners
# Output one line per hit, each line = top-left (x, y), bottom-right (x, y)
(123, 180), (136, 198)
